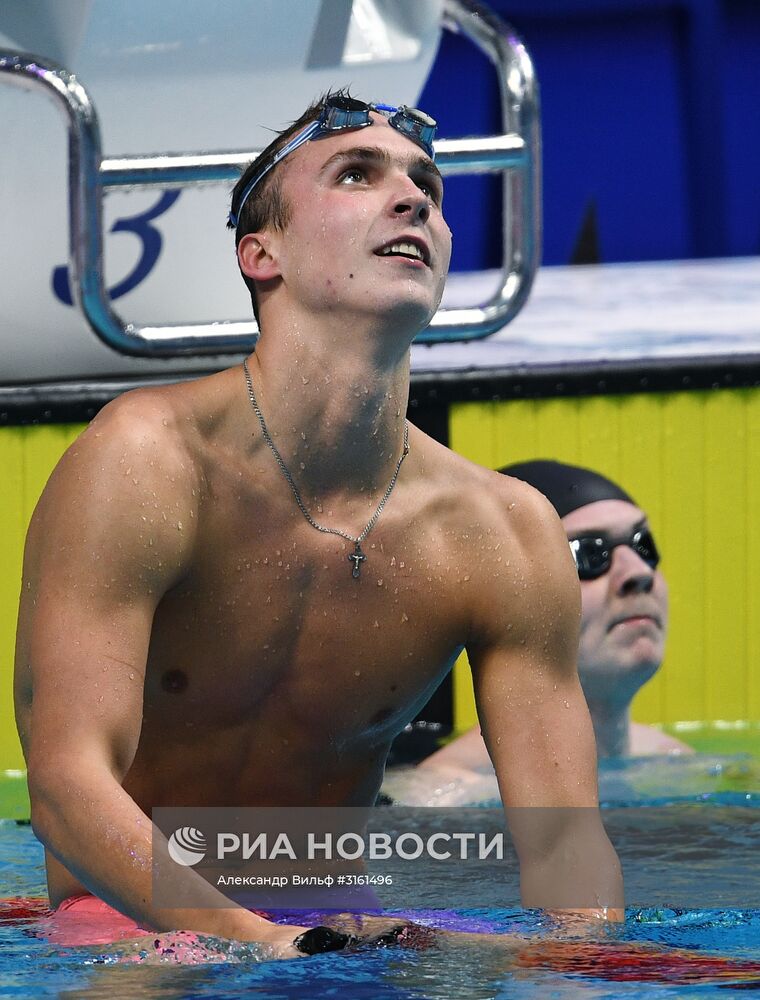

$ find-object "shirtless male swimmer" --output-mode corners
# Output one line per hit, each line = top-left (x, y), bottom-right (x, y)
(15, 93), (623, 958)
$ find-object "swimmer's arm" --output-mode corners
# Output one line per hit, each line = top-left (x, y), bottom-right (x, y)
(466, 485), (624, 924)
(16, 395), (304, 955)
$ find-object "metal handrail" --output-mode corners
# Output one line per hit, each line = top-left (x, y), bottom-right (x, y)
(0, 0), (539, 356)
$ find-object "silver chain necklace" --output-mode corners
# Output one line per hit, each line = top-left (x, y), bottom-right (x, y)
(243, 359), (409, 579)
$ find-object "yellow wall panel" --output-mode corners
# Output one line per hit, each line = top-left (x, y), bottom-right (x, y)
(747, 395), (760, 719)
(655, 393), (705, 723)
(535, 398), (577, 459)
(450, 388), (760, 734)
(703, 391), (746, 720)
(0, 424), (85, 770)
(0, 432), (27, 770)
(452, 649), (478, 732)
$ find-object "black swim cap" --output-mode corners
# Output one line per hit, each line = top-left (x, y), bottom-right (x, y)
(499, 459), (636, 519)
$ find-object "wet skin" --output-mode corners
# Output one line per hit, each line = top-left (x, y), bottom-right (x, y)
(15, 393), (567, 902)
(15, 115), (620, 947)
(562, 500), (669, 710)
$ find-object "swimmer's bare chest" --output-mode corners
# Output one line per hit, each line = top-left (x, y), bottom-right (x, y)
(127, 458), (472, 806)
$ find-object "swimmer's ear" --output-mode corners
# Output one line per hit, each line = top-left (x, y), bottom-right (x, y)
(237, 232), (281, 283)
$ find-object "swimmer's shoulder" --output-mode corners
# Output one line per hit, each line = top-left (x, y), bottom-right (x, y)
(54, 365), (243, 485)
(60, 382), (199, 483)
(419, 438), (564, 546)
(32, 379), (210, 550)
(630, 722), (695, 756)
(420, 447), (579, 622)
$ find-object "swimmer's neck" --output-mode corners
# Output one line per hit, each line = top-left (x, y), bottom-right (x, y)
(246, 323), (412, 496)
(585, 701), (632, 759)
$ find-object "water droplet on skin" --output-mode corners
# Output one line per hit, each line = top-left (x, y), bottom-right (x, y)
(377, 579), (383, 587)
(401, 612), (409, 623)
(563, 700), (570, 709)
(354, 670), (361, 677)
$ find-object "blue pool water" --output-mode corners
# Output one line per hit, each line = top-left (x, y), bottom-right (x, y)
(1, 755), (759, 999)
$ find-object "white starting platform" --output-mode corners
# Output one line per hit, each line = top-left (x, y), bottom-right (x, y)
(420, 256), (760, 379)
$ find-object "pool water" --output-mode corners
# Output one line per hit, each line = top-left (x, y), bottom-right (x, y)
(1, 755), (759, 999)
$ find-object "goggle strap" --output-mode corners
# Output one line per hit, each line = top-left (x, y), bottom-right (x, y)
(229, 118), (323, 226)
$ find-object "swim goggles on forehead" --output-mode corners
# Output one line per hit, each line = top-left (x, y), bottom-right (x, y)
(569, 527), (660, 581)
(229, 96), (438, 227)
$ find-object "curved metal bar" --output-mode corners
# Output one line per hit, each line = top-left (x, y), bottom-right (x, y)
(421, 0), (541, 342)
(0, 51), (259, 355)
(0, 1), (539, 355)
(99, 134), (528, 190)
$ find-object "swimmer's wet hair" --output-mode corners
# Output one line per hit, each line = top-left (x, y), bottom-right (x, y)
(228, 88), (358, 324)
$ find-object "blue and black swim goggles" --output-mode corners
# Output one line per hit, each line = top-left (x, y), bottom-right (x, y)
(569, 527), (660, 581)
(228, 96), (437, 228)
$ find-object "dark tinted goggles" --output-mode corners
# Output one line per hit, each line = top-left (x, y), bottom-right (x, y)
(569, 527), (660, 581)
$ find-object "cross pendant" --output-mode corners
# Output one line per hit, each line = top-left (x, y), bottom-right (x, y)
(348, 543), (366, 579)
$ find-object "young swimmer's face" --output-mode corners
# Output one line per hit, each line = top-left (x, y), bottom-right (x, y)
(254, 112), (452, 335)
(562, 499), (669, 706)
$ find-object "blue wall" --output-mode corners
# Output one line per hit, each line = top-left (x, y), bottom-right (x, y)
(419, 0), (760, 271)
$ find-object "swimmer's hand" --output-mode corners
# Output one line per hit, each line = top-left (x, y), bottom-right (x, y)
(200, 914), (315, 959)
(293, 925), (357, 955)
(246, 920), (313, 959)
(322, 913), (423, 947)
(251, 920), (355, 959)
(218, 913), (420, 958)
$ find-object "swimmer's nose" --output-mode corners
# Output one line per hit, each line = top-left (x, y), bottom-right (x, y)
(613, 545), (655, 596)
(394, 196), (430, 224)
(392, 174), (430, 224)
